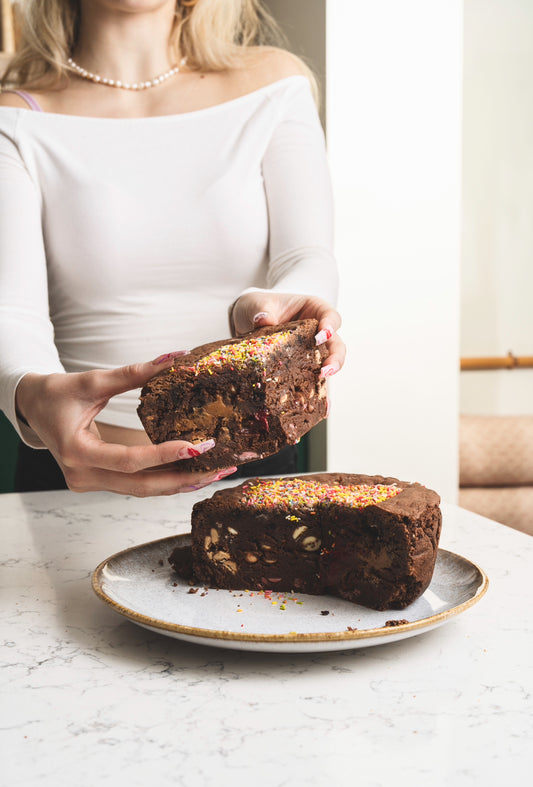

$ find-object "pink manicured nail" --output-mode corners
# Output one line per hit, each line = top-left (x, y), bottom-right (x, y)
(213, 467), (238, 482)
(319, 362), (340, 379)
(152, 350), (189, 365)
(252, 312), (269, 325)
(197, 439), (216, 454)
(176, 440), (215, 461)
(315, 326), (335, 346)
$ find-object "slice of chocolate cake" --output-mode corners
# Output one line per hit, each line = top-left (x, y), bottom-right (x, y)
(170, 473), (442, 611)
(138, 320), (328, 472)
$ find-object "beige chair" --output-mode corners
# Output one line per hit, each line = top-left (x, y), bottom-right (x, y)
(459, 415), (533, 535)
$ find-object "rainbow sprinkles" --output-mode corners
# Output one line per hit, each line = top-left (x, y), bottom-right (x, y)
(242, 478), (403, 509)
(186, 331), (291, 374)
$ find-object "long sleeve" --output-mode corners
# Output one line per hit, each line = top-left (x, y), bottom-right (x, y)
(0, 112), (65, 445)
(239, 78), (338, 305)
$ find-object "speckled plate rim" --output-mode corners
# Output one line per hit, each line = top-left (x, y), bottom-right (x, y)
(91, 535), (489, 646)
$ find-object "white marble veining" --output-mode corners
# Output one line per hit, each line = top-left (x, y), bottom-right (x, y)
(1, 485), (532, 786)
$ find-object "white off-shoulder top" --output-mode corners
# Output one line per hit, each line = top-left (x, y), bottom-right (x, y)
(0, 76), (336, 443)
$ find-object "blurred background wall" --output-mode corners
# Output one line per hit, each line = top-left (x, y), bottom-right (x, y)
(460, 0), (533, 416)
(325, 0), (462, 503)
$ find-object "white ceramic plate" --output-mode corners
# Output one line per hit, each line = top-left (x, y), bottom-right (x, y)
(92, 535), (488, 653)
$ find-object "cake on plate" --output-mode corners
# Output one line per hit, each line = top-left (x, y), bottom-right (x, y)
(169, 473), (442, 611)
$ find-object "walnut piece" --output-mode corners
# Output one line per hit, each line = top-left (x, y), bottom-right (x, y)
(213, 550), (231, 562)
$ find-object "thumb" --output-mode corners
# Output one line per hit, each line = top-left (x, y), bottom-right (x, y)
(88, 351), (189, 401)
(232, 292), (281, 336)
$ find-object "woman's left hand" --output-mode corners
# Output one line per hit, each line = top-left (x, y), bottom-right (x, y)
(232, 292), (345, 378)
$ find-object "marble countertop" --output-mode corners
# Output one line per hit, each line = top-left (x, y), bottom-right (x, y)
(1, 485), (532, 786)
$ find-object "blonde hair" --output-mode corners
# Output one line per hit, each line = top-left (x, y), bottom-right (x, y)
(2, 0), (317, 98)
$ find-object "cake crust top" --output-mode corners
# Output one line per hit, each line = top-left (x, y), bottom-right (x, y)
(152, 319), (319, 378)
(240, 477), (403, 509)
(196, 472), (440, 518)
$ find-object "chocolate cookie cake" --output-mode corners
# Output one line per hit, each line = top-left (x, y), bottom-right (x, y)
(170, 473), (442, 611)
(138, 320), (328, 472)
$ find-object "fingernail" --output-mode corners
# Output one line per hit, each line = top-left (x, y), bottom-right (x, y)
(326, 398), (331, 417)
(176, 439), (215, 460)
(197, 439), (215, 454)
(253, 312), (269, 325)
(152, 350), (189, 365)
(319, 362), (340, 379)
(315, 326), (335, 346)
(213, 467), (238, 482)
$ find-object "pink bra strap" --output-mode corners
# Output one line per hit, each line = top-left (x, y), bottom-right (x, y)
(3, 90), (44, 112)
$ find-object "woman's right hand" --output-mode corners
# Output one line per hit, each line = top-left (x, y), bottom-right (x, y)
(15, 357), (235, 497)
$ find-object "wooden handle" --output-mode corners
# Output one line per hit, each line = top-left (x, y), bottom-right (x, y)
(461, 353), (533, 371)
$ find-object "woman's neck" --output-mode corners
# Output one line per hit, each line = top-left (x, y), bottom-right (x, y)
(74, 1), (178, 85)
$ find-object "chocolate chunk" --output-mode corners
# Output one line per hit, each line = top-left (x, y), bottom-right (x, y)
(168, 545), (195, 580)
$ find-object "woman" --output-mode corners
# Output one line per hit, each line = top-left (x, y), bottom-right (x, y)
(0, 0), (344, 496)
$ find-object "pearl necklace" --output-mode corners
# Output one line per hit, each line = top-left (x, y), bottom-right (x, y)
(67, 57), (186, 91)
